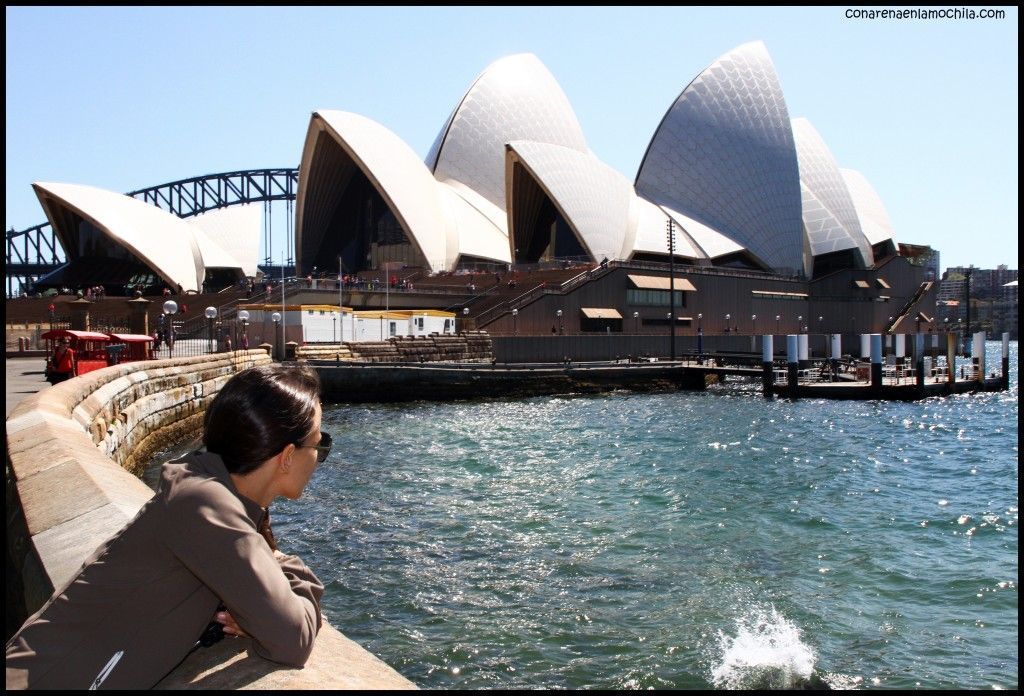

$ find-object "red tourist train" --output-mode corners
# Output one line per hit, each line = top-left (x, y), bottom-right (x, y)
(42, 329), (155, 384)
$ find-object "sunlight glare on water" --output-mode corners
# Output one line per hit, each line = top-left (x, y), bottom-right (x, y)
(153, 341), (1017, 689)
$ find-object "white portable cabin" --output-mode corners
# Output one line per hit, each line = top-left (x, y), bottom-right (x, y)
(237, 304), (355, 345)
(237, 305), (459, 344)
(351, 310), (457, 342)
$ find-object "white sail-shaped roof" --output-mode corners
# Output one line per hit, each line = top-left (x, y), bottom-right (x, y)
(429, 53), (589, 212)
(799, 183), (863, 257)
(437, 183), (511, 264)
(661, 205), (744, 260)
(190, 226), (240, 272)
(190, 204), (260, 277)
(296, 110), (450, 271)
(631, 199), (705, 260)
(32, 182), (205, 292)
(792, 118), (873, 267)
(506, 141), (636, 262)
(635, 41), (805, 275)
(840, 168), (897, 248)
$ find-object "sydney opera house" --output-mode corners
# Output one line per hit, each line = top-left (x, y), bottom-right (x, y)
(23, 41), (938, 341)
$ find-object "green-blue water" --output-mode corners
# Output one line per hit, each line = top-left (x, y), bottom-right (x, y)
(199, 343), (1021, 688)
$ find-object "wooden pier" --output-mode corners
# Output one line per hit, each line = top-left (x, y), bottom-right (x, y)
(306, 354), (1008, 403)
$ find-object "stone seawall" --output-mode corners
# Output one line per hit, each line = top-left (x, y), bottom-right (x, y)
(295, 331), (493, 363)
(5, 351), (415, 690)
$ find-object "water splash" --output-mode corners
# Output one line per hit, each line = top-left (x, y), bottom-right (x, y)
(710, 605), (817, 689)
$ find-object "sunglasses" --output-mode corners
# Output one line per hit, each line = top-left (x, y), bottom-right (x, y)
(295, 431), (332, 463)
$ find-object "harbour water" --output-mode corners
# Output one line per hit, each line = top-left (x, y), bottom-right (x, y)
(154, 341), (1019, 688)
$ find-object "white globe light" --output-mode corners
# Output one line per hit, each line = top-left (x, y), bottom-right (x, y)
(237, 310), (250, 322)
(271, 312), (281, 322)
(162, 300), (178, 315)
(204, 306), (217, 319)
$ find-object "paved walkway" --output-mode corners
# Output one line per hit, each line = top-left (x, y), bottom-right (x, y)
(6, 357), (48, 416)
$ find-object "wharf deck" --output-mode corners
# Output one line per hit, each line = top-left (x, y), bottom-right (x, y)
(305, 359), (1008, 403)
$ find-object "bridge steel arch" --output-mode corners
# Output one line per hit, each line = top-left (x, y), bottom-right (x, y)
(5, 168), (298, 297)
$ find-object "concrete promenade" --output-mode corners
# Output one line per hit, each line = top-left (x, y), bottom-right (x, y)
(5, 356), (48, 416)
(5, 354), (416, 689)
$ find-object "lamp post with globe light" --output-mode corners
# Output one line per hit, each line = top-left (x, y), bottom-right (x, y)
(205, 306), (217, 353)
(163, 300), (178, 357)
(271, 312), (281, 360)
(237, 310), (250, 355)
(697, 313), (703, 360)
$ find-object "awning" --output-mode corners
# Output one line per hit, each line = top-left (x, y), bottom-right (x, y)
(580, 307), (623, 319)
(627, 274), (697, 291)
(853, 280), (870, 289)
(751, 290), (809, 299)
(41, 329), (110, 341)
(876, 278), (891, 289)
(107, 334), (155, 343)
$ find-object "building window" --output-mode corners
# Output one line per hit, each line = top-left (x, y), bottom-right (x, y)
(627, 289), (686, 307)
(642, 317), (693, 328)
(581, 317), (623, 332)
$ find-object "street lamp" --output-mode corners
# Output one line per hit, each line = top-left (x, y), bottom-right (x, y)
(633, 311), (640, 333)
(697, 313), (703, 359)
(776, 315), (781, 335)
(797, 315), (803, 333)
(666, 218), (677, 360)
(271, 311), (281, 360)
(333, 314), (337, 344)
(752, 314), (757, 334)
(163, 300), (178, 357)
(725, 313), (731, 334)
(237, 309), (250, 354)
(556, 309), (563, 335)
(511, 308), (518, 335)
(205, 306), (217, 353)
(462, 306), (470, 334)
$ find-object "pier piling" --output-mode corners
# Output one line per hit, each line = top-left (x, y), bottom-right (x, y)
(762, 334), (774, 398)
(830, 333), (841, 382)
(972, 332), (986, 384)
(915, 333), (925, 392)
(787, 335), (799, 399)
(1002, 333), (1010, 389)
(946, 333), (956, 386)
(870, 334), (882, 394)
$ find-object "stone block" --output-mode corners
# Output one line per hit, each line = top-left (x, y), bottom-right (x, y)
(18, 453), (151, 536)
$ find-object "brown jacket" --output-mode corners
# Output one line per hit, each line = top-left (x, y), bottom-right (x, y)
(5, 450), (323, 689)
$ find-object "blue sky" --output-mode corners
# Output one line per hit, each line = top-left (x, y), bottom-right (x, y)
(5, 6), (1018, 270)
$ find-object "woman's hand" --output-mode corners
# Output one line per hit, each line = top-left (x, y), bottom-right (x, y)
(216, 610), (248, 637)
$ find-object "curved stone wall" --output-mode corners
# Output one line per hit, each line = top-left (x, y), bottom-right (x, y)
(5, 351), (415, 689)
